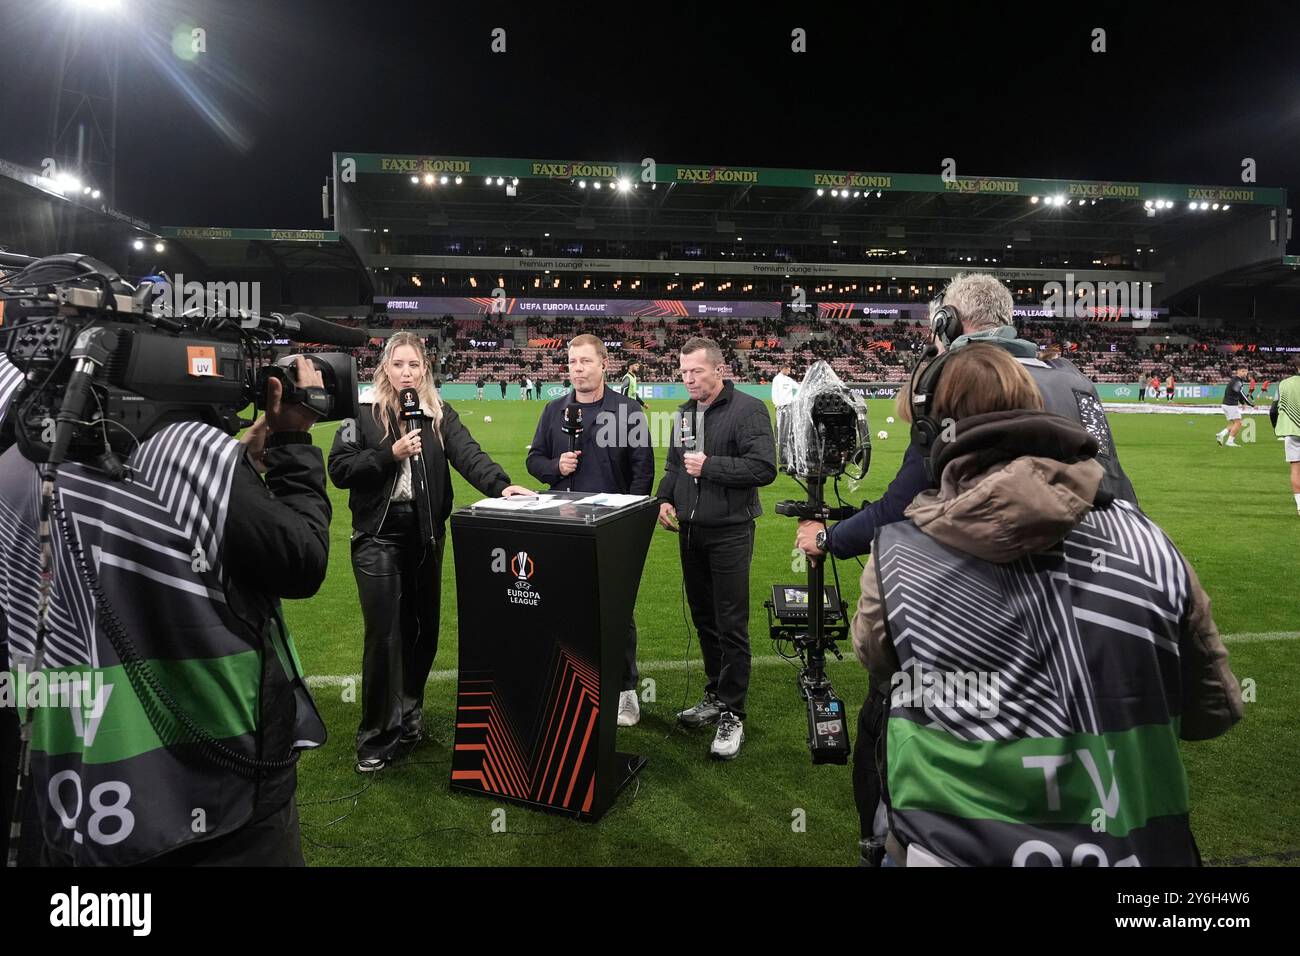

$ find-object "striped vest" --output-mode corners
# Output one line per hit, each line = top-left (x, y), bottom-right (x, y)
(875, 500), (1199, 866)
(0, 407), (323, 864)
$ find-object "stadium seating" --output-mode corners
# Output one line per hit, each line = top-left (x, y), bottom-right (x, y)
(295, 316), (1300, 387)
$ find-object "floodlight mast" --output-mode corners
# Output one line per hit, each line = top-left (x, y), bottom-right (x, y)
(49, 0), (124, 206)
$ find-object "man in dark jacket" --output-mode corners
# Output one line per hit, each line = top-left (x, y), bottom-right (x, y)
(657, 337), (776, 760)
(528, 334), (654, 725)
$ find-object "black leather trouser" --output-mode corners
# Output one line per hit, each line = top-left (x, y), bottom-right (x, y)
(352, 503), (444, 761)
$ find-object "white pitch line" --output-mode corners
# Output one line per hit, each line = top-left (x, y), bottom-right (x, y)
(302, 631), (1297, 688)
(1219, 630), (1300, 644)
(305, 653), (804, 688)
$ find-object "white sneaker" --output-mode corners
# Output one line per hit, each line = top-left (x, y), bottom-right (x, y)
(709, 712), (745, 760)
(1226, 440), (1239, 447)
(1215, 433), (1225, 446)
(617, 690), (641, 726)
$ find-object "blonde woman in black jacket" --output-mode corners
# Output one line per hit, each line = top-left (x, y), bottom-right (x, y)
(329, 332), (531, 773)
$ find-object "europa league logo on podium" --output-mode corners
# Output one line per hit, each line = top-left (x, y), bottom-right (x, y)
(510, 551), (535, 581)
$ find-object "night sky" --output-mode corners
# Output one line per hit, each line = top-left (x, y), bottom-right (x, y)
(2, 0), (1298, 236)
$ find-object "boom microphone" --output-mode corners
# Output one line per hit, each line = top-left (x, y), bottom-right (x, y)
(252, 312), (369, 348)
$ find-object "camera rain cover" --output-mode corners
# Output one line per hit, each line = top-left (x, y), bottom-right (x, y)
(780, 361), (871, 478)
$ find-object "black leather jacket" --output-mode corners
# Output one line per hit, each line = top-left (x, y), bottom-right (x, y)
(327, 401), (511, 538)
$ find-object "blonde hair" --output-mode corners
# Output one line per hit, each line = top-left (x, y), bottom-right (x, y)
(369, 331), (443, 442)
(568, 333), (608, 361)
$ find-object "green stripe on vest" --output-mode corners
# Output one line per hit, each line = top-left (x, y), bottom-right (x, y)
(887, 717), (1189, 838)
(9, 651), (262, 764)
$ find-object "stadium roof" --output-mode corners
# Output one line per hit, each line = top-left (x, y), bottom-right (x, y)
(338, 153), (1284, 205)
(333, 153), (1291, 312)
(0, 157), (155, 261)
(334, 153), (1281, 250)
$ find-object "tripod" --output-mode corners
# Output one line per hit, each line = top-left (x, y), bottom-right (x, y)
(770, 474), (855, 764)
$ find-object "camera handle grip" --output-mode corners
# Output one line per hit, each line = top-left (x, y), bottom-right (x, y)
(256, 366), (331, 418)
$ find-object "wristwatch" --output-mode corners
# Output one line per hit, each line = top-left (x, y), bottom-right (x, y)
(815, 528), (828, 552)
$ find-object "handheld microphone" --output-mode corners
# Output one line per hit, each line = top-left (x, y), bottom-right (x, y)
(561, 404), (584, 454)
(680, 412), (699, 486)
(561, 404), (584, 489)
(399, 387), (423, 466)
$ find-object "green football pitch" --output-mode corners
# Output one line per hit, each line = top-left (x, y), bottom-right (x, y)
(282, 399), (1299, 866)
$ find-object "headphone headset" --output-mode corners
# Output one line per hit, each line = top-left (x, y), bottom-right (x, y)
(930, 301), (963, 348)
(909, 299), (964, 482)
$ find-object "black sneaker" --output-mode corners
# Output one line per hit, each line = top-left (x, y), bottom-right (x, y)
(676, 692), (723, 728)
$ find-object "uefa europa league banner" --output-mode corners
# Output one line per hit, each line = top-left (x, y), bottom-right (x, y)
(376, 296), (783, 317)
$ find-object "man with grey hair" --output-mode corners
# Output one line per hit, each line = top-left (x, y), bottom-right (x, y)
(792, 271), (1138, 866)
(797, 272), (1136, 565)
(935, 272), (1015, 332)
(657, 337), (776, 760)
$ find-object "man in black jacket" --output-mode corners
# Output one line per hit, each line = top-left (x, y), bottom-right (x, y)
(528, 334), (654, 725)
(657, 337), (776, 760)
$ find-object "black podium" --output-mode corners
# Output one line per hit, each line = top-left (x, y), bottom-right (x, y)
(448, 492), (657, 820)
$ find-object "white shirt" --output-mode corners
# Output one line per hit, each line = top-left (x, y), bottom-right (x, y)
(772, 372), (798, 407)
(390, 402), (437, 502)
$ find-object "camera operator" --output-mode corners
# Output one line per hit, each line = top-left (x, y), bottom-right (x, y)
(0, 353), (331, 866)
(792, 272), (1140, 864)
(797, 273), (1138, 565)
(849, 344), (1241, 866)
